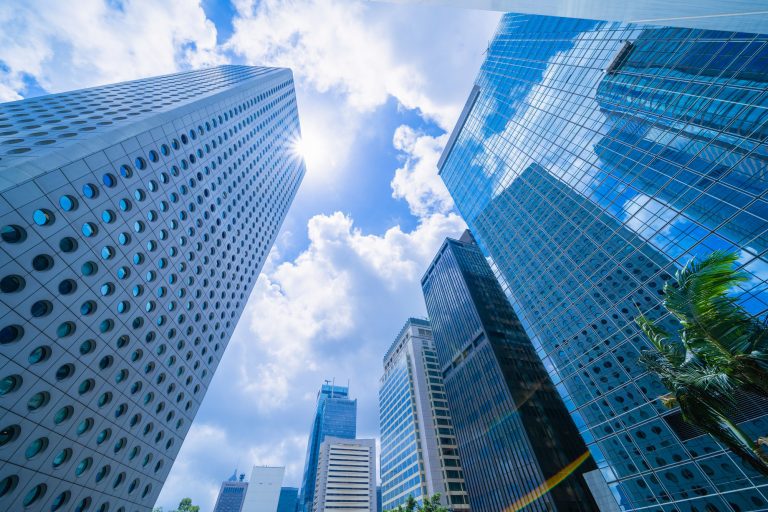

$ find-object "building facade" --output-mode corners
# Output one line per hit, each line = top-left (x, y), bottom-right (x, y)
(299, 384), (357, 512)
(0, 65), (305, 512)
(379, 318), (469, 511)
(213, 471), (248, 512)
(438, 13), (768, 511)
(313, 437), (376, 512)
(421, 232), (599, 512)
(242, 466), (285, 512)
(277, 487), (299, 512)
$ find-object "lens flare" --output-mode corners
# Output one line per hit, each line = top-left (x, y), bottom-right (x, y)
(504, 451), (593, 512)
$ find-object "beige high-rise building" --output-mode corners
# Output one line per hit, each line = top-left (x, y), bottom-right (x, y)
(313, 438), (376, 512)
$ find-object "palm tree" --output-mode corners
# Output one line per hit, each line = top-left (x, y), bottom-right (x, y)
(384, 494), (447, 512)
(636, 250), (768, 475)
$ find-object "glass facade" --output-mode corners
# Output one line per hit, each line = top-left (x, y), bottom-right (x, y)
(213, 480), (248, 512)
(421, 232), (599, 512)
(0, 65), (305, 511)
(278, 487), (299, 512)
(438, 13), (768, 511)
(379, 318), (469, 511)
(298, 384), (357, 512)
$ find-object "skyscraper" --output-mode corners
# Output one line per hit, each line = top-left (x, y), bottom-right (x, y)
(299, 383), (357, 512)
(438, 13), (768, 511)
(277, 487), (299, 512)
(313, 437), (376, 512)
(0, 65), (305, 511)
(379, 318), (469, 511)
(213, 471), (248, 512)
(242, 466), (285, 512)
(421, 231), (599, 512)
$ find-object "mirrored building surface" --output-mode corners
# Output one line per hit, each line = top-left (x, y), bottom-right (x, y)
(0, 65), (305, 511)
(438, 13), (768, 511)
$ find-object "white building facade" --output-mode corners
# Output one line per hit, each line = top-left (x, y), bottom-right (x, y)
(313, 438), (376, 512)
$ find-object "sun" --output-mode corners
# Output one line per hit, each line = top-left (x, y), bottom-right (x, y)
(290, 134), (327, 172)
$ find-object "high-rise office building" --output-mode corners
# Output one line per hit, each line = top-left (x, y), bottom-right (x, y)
(438, 13), (768, 511)
(375, 0), (768, 33)
(421, 231), (600, 512)
(299, 384), (357, 512)
(313, 437), (376, 512)
(213, 471), (248, 512)
(277, 487), (299, 512)
(379, 318), (469, 511)
(0, 65), (305, 511)
(242, 466), (285, 512)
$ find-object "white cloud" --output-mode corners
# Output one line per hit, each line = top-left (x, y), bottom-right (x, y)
(391, 125), (454, 217)
(623, 193), (679, 241)
(0, 0), (223, 96)
(236, 211), (465, 411)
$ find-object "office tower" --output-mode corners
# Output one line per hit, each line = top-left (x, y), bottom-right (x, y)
(437, 13), (768, 511)
(313, 438), (376, 512)
(277, 487), (299, 512)
(376, 486), (381, 512)
(213, 471), (249, 512)
(379, 318), (469, 511)
(375, 0), (768, 33)
(242, 466), (285, 512)
(421, 231), (599, 512)
(299, 383), (357, 512)
(0, 65), (305, 512)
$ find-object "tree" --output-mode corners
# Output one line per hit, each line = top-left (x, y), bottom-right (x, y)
(174, 498), (200, 512)
(384, 493), (447, 512)
(636, 250), (768, 475)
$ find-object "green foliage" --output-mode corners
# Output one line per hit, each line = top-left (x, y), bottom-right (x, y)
(169, 498), (199, 512)
(384, 493), (448, 512)
(636, 251), (768, 475)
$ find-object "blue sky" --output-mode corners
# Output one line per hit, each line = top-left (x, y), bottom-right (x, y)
(0, 0), (500, 509)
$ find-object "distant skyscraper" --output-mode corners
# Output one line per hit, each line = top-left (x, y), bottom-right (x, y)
(298, 384), (357, 512)
(373, 0), (768, 32)
(379, 318), (470, 511)
(277, 487), (299, 512)
(421, 231), (599, 512)
(242, 466), (285, 512)
(376, 486), (382, 512)
(213, 471), (249, 512)
(437, 13), (768, 511)
(0, 66), (304, 511)
(313, 438), (376, 512)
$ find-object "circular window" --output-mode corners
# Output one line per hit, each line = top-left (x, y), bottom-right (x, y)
(82, 183), (98, 199)
(55, 364), (75, 380)
(30, 300), (53, 318)
(0, 475), (18, 498)
(58, 279), (77, 294)
(0, 225), (26, 243)
(51, 490), (71, 511)
(94, 465), (110, 482)
(113, 437), (126, 452)
(28, 345), (51, 364)
(116, 301), (130, 314)
(74, 497), (92, 512)
(53, 406), (74, 424)
(118, 232), (130, 245)
(52, 448), (72, 468)
(76, 418), (94, 436)
(133, 220), (144, 233)
(100, 283), (114, 296)
(78, 379), (94, 395)
(119, 198), (132, 211)
(97, 392), (112, 407)
(0, 424), (21, 446)
(22, 483), (46, 507)
(79, 339), (96, 355)
(119, 164), (132, 178)
(102, 173), (116, 188)
(82, 222), (97, 237)
(59, 195), (78, 211)
(135, 157), (146, 170)
(24, 437), (49, 459)
(32, 209), (54, 226)
(59, 237), (78, 252)
(96, 428), (111, 445)
(101, 210), (116, 223)
(75, 457), (92, 477)
(0, 275), (25, 293)
(80, 300), (97, 316)
(113, 472), (125, 488)
(81, 261), (98, 276)
(0, 374), (22, 395)
(31, 254), (54, 271)
(0, 324), (23, 345)
(148, 150), (159, 162)
(57, 321), (76, 337)
(99, 356), (113, 370)
(27, 391), (50, 411)
(100, 246), (114, 260)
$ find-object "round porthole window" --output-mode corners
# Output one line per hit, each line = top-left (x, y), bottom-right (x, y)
(32, 209), (54, 226)
(0, 225), (26, 243)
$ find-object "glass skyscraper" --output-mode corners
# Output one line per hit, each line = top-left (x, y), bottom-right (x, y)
(213, 472), (248, 512)
(438, 13), (768, 511)
(298, 383), (357, 512)
(277, 487), (299, 512)
(379, 318), (469, 511)
(0, 65), (304, 511)
(421, 231), (599, 512)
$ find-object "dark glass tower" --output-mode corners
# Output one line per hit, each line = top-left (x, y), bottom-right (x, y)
(298, 383), (356, 512)
(438, 13), (768, 511)
(0, 66), (304, 512)
(277, 487), (298, 512)
(421, 231), (599, 512)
